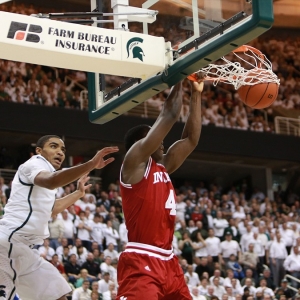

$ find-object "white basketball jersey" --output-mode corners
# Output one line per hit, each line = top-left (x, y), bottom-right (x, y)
(0, 155), (57, 246)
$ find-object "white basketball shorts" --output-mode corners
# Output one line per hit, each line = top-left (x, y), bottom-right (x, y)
(0, 231), (71, 300)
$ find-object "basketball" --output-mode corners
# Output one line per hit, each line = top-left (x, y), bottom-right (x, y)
(237, 82), (279, 109)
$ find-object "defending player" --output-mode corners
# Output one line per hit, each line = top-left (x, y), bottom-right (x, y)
(117, 79), (204, 300)
(0, 135), (118, 300)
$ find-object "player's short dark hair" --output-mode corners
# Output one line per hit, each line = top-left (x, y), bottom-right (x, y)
(124, 124), (151, 151)
(36, 135), (61, 148)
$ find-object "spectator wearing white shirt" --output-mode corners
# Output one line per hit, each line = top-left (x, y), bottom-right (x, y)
(176, 194), (187, 221)
(279, 223), (294, 254)
(255, 278), (275, 299)
(219, 232), (241, 266)
(269, 231), (288, 288)
(60, 209), (76, 245)
(186, 264), (201, 288)
(225, 286), (236, 300)
(224, 269), (242, 290)
(290, 223), (300, 241)
(257, 226), (269, 264)
(74, 211), (92, 251)
(78, 195), (95, 213)
(56, 238), (72, 257)
(210, 269), (225, 286)
(98, 272), (114, 294)
(259, 197), (271, 216)
(283, 245), (300, 288)
(292, 237), (300, 254)
(103, 243), (119, 261)
(48, 214), (65, 250)
(71, 280), (91, 300)
(239, 225), (254, 253)
(173, 234), (181, 256)
(187, 219), (198, 235)
(231, 278), (243, 296)
(191, 286), (207, 300)
(89, 213), (106, 252)
(265, 232), (275, 266)
(118, 221), (128, 247)
(100, 256), (116, 280)
(194, 232), (208, 258)
(205, 286), (215, 300)
(242, 278), (257, 296)
(38, 238), (55, 261)
(198, 276), (209, 295)
(103, 220), (119, 250)
(237, 219), (248, 236)
(205, 229), (221, 262)
(213, 211), (229, 239)
(184, 275), (193, 293)
(102, 282), (117, 300)
(70, 238), (88, 260)
(232, 205), (245, 220)
(83, 207), (94, 221)
(248, 233), (265, 264)
(212, 277), (226, 299)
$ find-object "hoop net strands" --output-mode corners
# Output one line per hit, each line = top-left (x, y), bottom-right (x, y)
(199, 45), (280, 90)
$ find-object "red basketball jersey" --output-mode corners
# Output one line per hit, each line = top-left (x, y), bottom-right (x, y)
(120, 157), (176, 250)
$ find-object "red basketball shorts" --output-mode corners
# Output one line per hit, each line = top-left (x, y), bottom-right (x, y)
(116, 242), (192, 300)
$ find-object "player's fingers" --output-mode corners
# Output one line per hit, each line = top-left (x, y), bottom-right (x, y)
(83, 183), (92, 190)
(99, 146), (119, 155)
(103, 157), (115, 166)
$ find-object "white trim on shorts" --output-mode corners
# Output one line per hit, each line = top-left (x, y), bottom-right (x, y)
(124, 242), (174, 261)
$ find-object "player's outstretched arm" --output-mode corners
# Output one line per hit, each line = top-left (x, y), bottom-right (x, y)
(163, 80), (204, 174)
(34, 146), (119, 189)
(123, 83), (182, 170)
(51, 174), (91, 216)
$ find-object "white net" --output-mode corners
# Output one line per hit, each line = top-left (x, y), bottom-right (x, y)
(199, 45), (280, 90)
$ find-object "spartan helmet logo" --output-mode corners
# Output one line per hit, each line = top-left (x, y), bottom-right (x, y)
(0, 285), (6, 298)
(126, 37), (145, 62)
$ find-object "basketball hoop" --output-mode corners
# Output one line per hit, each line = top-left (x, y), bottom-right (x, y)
(188, 45), (280, 90)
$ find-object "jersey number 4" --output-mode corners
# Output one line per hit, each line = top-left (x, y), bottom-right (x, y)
(165, 190), (176, 216)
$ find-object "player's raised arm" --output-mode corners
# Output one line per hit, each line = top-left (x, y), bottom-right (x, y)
(163, 80), (204, 174)
(51, 174), (91, 216)
(34, 146), (119, 189)
(122, 82), (182, 183)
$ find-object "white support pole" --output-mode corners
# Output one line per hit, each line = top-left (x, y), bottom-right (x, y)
(111, 0), (157, 31)
(111, 0), (129, 30)
(265, 167), (274, 200)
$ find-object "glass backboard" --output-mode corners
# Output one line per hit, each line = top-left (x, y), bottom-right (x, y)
(88, 0), (274, 124)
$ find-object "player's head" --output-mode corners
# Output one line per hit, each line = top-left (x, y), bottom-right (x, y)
(36, 135), (61, 148)
(35, 135), (65, 170)
(124, 124), (151, 151)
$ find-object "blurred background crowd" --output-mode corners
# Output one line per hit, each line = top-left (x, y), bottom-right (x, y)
(1, 175), (300, 300)
(0, 3), (299, 134)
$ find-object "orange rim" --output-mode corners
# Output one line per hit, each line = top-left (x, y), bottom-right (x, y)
(187, 45), (265, 81)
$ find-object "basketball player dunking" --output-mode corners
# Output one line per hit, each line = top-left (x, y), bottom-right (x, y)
(0, 135), (118, 300)
(117, 79), (204, 300)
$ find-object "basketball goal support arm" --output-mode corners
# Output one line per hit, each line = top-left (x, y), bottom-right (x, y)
(88, 0), (274, 124)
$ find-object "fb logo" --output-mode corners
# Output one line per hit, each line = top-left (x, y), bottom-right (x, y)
(7, 21), (42, 43)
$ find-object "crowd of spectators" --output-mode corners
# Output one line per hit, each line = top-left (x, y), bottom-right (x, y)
(0, 3), (300, 134)
(1, 173), (300, 300)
